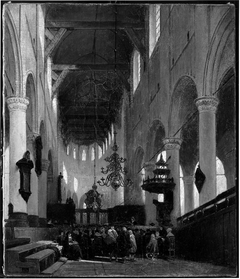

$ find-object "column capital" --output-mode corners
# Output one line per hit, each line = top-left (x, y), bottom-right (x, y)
(42, 159), (50, 172)
(143, 161), (156, 171)
(7, 97), (29, 112)
(195, 96), (219, 113)
(163, 138), (182, 150)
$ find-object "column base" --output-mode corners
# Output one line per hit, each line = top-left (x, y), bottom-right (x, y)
(28, 215), (39, 227)
(5, 212), (29, 227)
(38, 218), (47, 227)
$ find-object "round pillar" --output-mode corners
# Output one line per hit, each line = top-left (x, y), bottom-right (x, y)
(6, 97), (29, 227)
(195, 96), (218, 205)
(143, 162), (157, 226)
(38, 159), (49, 227)
(183, 175), (194, 213)
(163, 138), (182, 225)
(27, 132), (39, 227)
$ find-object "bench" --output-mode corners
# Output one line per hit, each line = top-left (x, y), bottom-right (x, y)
(25, 249), (55, 274)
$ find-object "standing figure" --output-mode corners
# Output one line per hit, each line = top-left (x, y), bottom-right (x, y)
(117, 227), (131, 263)
(128, 230), (137, 261)
(146, 233), (158, 259)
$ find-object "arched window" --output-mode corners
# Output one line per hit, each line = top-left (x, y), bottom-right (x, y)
(103, 143), (105, 154)
(66, 145), (69, 155)
(98, 145), (103, 159)
(63, 162), (68, 184)
(83, 202), (86, 209)
(74, 177), (78, 192)
(111, 124), (114, 140)
(82, 149), (86, 161)
(133, 50), (141, 92)
(149, 4), (161, 57)
(216, 157), (227, 195)
(180, 166), (185, 215)
(105, 138), (108, 150)
(73, 148), (76, 159)
(108, 132), (112, 145)
(91, 147), (95, 161)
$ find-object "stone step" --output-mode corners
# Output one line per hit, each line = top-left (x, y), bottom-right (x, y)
(25, 249), (55, 274)
(5, 238), (31, 249)
(5, 242), (48, 273)
(41, 261), (65, 275)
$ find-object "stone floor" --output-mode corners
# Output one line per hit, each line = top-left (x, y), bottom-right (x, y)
(53, 257), (237, 277)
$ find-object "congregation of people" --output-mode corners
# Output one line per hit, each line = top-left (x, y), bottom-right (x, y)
(55, 225), (174, 262)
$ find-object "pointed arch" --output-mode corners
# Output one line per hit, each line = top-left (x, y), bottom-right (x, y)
(203, 7), (235, 96)
(4, 8), (22, 96)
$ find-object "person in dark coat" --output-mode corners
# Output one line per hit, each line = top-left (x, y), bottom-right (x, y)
(117, 227), (131, 263)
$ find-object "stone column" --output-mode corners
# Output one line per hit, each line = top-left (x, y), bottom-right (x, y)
(38, 159), (49, 227)
(6, 97), (29, 227)
(163, 138), (182, 226)
(27, 132), (39, 227)
(195, 96), (218, 205)
(143, 162), (157, 226)
(183, 175), (194, 213)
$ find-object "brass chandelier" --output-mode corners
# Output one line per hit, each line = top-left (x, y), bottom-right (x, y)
(97, 131), (132, 191)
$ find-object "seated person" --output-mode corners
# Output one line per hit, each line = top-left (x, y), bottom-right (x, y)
(64, 231), (83, 260)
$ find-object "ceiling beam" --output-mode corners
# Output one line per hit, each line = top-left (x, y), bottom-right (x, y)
(125, 28), (146, 58)
(52, 64), (129, 71)
(45, 20), (144, 30)
(45, 28), (54, 40)
(52, 69), (69, 95)
(45, 28), (67, 57)
(51, 71), (59, 81)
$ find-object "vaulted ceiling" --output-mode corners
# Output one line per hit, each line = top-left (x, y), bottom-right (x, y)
(45, 4), (146, 146)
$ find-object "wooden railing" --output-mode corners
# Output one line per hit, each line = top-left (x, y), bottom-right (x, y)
(175, 187), (236, 267)
(177, 186), (236, 226)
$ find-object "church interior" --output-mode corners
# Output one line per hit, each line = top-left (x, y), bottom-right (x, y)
(1, 2), (237, 276)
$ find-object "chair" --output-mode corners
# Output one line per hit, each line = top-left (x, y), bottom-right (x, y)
(168, 236), (175, 258)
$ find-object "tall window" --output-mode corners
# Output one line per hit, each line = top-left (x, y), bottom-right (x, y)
(180, 166), (185, 215)
(91, 147), (95, 161)
(82, 149), (86, 161)
(111, 124), (114, 140)
(108, 132), (112, 145)
(141, 167), (146, 203)
(66, 145), (69, 155)
(73, 148), (76, 159)
(105, 138), (108, 150)
(103, 143), (105, 154)
(149, 4), (161, 57)
(216, 157), (227, 195)
(98, 145), (103, 159)
(133, 50), (141, 92)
